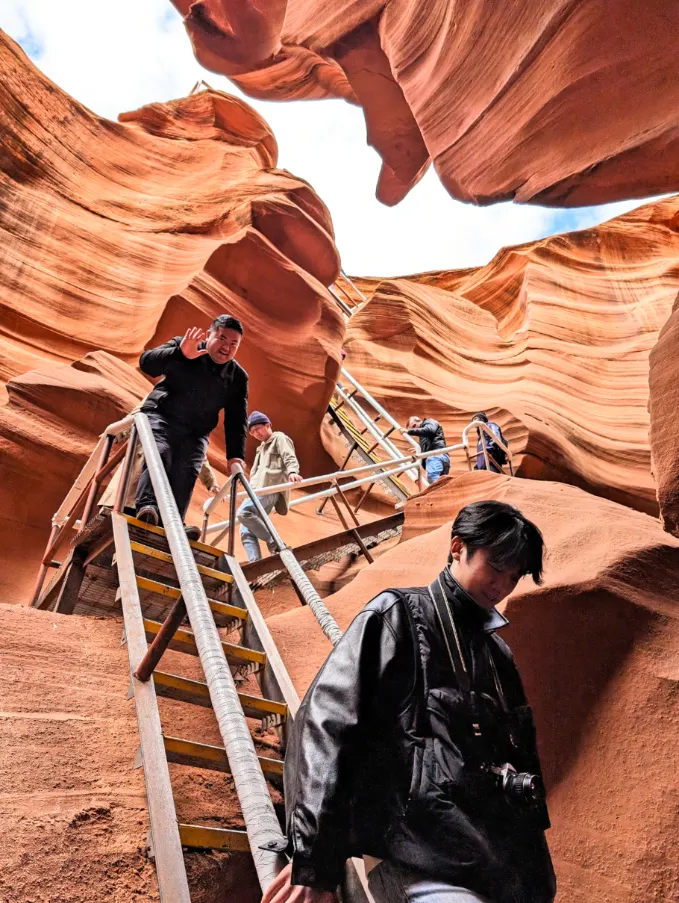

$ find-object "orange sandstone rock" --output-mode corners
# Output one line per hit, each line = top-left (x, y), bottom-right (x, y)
(338, 197), (679, 516)
(0, 29), (343, 602)
(649, 290), (679, 536)
(175, 0), (679, 207)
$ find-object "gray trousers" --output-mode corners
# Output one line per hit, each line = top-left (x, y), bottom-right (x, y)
(368, 861), (491, 903)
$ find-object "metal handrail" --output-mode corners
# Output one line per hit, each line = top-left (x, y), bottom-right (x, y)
(335, 384), (406, 461)
(128, 414), (286, 890)
(340, 269), (367, 301)
(340, 368), (420, 453)
(29, 415), (135, 606)
(205, 441), (468, 538)
(224, 465), (343, 646)
(329, 285), (354, 317)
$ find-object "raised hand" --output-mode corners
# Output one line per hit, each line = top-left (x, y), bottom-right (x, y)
(180, 327), (208, 360)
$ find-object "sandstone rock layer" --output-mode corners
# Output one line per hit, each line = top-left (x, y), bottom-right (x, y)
(173, 0), (679, 206)
(338, 196), (679, 516)
(0, 30), (344, 603)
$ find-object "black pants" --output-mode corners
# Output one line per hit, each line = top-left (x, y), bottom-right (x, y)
(136, 412), (208, 521)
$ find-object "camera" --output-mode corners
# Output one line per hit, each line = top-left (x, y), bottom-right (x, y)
(486, 763), (545, 803)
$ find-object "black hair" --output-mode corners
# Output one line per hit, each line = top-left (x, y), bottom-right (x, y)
(210, 314), (243, 335)
(449, 500), (544, 584)
(472, 412), (489, 423)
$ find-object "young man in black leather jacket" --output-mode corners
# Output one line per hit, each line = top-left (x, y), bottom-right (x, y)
(264, 501), (556, 903)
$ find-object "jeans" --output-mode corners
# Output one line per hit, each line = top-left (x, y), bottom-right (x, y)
(237, 493), (280, 562)
(136, 412), (208, 521)
(368, 861), (491, 903)
(425, 453), (450, 484)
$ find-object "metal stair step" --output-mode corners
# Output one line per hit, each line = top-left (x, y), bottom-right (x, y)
(143, 618), (265, 671)
(124, 513), (223, 558)
(135, 575), (246, 627)
(130, 541), (233, 584)
(153, 671), (288, 725)
(163, 735), (283, 778)
(178, 823), (250, 852)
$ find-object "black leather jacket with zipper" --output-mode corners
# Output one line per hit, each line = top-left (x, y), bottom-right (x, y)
(284, 567), (556, 903)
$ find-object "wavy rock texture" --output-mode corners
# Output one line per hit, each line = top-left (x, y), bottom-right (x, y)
(649, 290), (679, 535)
(173, 0), (679, 206)
(0, 30), (344, 602)
(337, 196), (679, 516)
(267, 471), (679, 903)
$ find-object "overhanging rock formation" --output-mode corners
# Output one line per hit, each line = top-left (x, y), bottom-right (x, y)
(172, 0), (679, 206)
(0, 29), (343, 602)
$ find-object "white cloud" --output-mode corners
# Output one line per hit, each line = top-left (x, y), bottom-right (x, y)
(0, 1), (660, 276)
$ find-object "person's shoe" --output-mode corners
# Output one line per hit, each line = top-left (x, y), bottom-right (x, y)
(184, 525), (201, 542)
(136, 505), (159, 527)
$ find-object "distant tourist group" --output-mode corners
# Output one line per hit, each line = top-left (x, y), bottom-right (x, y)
(405, 412), (509, 484)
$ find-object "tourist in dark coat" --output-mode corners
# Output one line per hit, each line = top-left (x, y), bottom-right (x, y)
(135, 314), (248, 533)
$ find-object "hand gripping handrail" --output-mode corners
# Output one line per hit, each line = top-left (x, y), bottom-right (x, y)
(132, 413), (287, 890)
(226, 464), (343, 647)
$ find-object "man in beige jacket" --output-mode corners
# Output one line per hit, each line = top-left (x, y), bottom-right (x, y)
(238, 411), (302, 561)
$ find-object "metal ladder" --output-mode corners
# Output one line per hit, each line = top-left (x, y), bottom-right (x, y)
(29, 412), (369, 902)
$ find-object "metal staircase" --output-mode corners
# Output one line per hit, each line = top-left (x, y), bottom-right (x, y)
(29, 412), (371, 902)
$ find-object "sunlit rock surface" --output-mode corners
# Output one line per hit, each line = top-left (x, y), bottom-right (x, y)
(0, 29), (343, 603)
(335, 197), (679, 517)
(172, 0), (679, 207)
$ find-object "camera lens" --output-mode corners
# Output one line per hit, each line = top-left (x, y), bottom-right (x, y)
(505, 771), (545, 802)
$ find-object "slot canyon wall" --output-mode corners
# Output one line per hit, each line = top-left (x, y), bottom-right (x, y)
(338, 196), (679, 517)
(0, 30), (342, 603)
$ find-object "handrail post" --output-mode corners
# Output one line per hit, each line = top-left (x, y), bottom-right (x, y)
(114, 427), (138, 514)
(226, 475), (240, 603)
(81, 434), (114, 526)
(134, 595), (187, 682)
(331, 481), (374, 564)
(228, 474), (239, 558)
(29, 524), (60, 607)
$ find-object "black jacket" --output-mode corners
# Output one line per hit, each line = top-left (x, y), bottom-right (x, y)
(284, 568), (555, 903)
(139, 337), (248, 460)
(407, 418), (447, 468)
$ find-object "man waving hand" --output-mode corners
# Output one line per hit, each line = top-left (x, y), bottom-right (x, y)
(135, 315), (248, 533)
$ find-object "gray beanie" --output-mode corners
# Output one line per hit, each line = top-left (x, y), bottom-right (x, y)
(247, 411), (271, 429)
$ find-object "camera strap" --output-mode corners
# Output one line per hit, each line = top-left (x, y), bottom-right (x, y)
(427, 577), (484, 739)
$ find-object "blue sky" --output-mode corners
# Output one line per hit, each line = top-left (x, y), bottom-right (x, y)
(1, 0), (651, 276)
